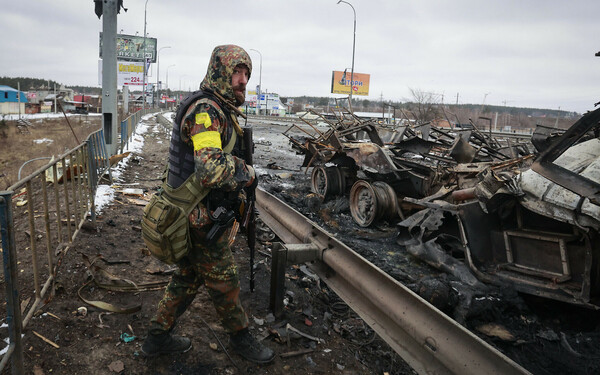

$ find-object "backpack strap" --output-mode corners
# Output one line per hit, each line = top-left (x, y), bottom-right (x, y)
(222, 127), (237, 154)
(161, 174), (210, 216)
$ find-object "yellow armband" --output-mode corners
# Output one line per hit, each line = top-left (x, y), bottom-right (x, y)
(192, 131), (222, 151)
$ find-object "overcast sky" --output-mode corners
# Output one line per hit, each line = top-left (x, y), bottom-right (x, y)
(1, 0), (598, 113)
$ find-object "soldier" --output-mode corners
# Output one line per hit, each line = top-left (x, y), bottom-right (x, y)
(141, 45), (275, 364)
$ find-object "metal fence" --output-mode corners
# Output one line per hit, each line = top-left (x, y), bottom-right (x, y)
(0, 109), (156, 374)
(120, 109), (148, 153)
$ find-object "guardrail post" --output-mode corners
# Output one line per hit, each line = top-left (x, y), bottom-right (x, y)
(0, 192), (24, 374)
(270, 243), (287, 317)
(270, 242), (322, 317)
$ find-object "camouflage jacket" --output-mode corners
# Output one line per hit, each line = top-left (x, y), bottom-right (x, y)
(181, 45), (253, 229)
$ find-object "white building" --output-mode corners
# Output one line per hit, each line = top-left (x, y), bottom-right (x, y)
(0, 85), (27, 115)
(243, 91), (290, 116)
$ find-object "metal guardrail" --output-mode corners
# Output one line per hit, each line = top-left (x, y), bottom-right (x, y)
(0, 109), (155, 373)
(257, 188), (531, 375)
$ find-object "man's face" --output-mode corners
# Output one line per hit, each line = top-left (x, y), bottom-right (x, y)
(231, 64), (249, 106)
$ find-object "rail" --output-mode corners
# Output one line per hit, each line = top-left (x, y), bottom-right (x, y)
(256, 188), (531, 375)
(120, 109), (150, 153)
(0, 109), (156, 373)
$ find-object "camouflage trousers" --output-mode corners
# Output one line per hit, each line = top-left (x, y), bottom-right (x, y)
(149, 226), (249, 335)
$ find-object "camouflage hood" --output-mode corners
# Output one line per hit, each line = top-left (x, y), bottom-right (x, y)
(200, 45), (252, 104)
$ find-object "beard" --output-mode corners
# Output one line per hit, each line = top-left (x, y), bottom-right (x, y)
(233, 85), (245, 106)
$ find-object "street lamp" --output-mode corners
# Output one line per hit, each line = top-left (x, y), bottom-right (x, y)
(142, 0), (149, 109)
(166, 64), (175, 108)
(481, 92), (491, 113)
(249, 48), (262, 115)
(337, 0), (356, 108)
(156, 46), (171, 108)
(179, 74), (188, 104)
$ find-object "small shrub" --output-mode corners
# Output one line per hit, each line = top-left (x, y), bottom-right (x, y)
(0, 116), (7, 138)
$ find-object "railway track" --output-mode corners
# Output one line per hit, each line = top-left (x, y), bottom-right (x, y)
(255, 187), (531, 375)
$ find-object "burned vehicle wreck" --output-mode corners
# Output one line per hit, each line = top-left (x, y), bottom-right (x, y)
(285, 99), (533, 227)
(458, 108), (600, 307)
(398, 107), (600, 308)
(287, 101), (600, 308)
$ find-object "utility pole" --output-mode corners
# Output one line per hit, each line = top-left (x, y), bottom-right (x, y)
(249, 49), (262, 115)
(142, 0), (149, 110)
(337, 0), (356, 109)
(380, 92), (384, 123)
(17, 82), (21, 119)
(455, 92), (459, 105)
(481, 92), (491, 114)
(98, 0), (119, 155)
(156, 46), (171, 109)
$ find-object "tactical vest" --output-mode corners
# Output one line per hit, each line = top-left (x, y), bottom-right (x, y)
(167, 90), (238, 189)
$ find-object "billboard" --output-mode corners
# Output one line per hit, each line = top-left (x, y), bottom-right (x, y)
(99, 33), (158, 63)
(331, 70), (370, 96)
(98, 60), (152, 86)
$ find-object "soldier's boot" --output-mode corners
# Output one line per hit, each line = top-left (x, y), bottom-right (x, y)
(230, 328), (275, 364)
(141, 332), (192, 356)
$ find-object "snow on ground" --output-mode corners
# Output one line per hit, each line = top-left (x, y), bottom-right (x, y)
(33, 138), (54, 144)
(94, 184), (115, 214)
(94, 113), (154, 214)
(2, 113), (101, 120)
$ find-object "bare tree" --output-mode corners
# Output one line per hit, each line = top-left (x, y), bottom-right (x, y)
(406, 88), (442, 124)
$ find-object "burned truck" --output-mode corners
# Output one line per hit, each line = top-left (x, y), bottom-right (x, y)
(452, 108), (600, 307)
(286, 100), (600, 308)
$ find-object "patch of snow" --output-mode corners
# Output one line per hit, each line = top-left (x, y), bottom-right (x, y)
(3, 113), (101, 120)
(93, 116), (153, 213)
(94, 184), (115, 214)
(33, 138), (54, 145)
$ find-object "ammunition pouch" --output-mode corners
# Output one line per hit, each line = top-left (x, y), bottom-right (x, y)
(141, 175), (209, 264)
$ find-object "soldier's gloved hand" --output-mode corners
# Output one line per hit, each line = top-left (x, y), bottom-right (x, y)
(245, 165), (258, 189)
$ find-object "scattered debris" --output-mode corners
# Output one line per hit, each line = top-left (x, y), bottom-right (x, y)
(126, 197), (149, 206)
(116, 188), (144, 196)
(97, 312), (111, 329)
(267, 162), (283, 170)
(20, 297), (31, 314)
(120, 332), (136, 343)
(560, 332), (583, 358)
(33, 331), (59, 349)
(107, 360), (125, 373)
(109, 152), (131, 166)
(286, 323), (325, 344)
(45, 312), (61, 321)
(280, 348), (315, 358)
(476, 323), (516, 341)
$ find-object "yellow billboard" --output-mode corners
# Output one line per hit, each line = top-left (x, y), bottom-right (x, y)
(331, 70), (370, 96)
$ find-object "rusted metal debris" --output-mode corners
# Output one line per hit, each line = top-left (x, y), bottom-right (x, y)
(400, 107), (600, 308)
(285, 97), (535, 227)
(287, 100), (600, 307)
